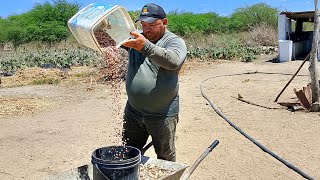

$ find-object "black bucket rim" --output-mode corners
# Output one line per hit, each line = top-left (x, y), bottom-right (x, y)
(92, 145), (141, 165)
(92, 158), (141, 170)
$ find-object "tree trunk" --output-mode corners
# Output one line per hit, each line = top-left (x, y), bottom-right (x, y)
(309, 0), (320, 112)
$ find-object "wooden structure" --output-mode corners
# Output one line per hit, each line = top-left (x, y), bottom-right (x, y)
(292, 81), (320, 110)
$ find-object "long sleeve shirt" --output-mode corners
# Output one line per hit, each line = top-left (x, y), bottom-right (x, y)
(125, 29), (187, 117)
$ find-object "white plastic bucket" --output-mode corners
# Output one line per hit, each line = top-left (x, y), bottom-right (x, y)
(278, 40), (293, 62)
(68, 3), (136, 53)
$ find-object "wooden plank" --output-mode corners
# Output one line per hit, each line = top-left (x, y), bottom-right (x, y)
(294, 88), (312, 110)
(303, 83), (312, 104)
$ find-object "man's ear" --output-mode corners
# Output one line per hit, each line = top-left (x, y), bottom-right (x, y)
(162, 18), (168, 26)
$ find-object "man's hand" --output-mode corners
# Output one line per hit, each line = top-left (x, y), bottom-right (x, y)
(121, 31), (146, 51)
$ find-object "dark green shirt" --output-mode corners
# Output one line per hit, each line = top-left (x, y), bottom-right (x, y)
(126, 30), (187, 117)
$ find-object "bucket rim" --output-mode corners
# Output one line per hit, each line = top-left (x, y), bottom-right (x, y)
(92, 158), (141, 170)
(92, 145), (141, 164)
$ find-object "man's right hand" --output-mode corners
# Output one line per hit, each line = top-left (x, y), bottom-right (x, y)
(121, 31), (146, 51)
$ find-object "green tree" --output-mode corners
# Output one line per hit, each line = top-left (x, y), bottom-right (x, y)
(230, 3), (279, 31)
(128, 10), (140, 22)
(1, 0), (79, 45)
(28, 0), (79, 43)
(0, 18), (7, 43)
(30, 0), (79, 24)
(0, 2), (280, 46)
(167, 12), (221, 36)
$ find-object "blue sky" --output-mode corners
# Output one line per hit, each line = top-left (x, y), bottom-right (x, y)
(0, 0), (316, 18)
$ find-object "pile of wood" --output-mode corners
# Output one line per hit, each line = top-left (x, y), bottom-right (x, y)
(294, 83), (312, 110)
(278, 81), (320, 111)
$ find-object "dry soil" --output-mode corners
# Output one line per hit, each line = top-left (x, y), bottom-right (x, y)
(0, 57), (319, 180)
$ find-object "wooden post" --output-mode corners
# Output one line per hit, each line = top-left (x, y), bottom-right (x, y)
(309, 0), (320, 111)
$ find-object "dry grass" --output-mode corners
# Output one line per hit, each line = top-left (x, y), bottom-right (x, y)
(0, 68), (63, 118)
(0, 66), (100, 118)
(0, 97), (54, 118)
(1, 67), (68, 87)
(244, 23), (278, 46)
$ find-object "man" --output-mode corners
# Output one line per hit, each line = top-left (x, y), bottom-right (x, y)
(121, 3), (187, 162)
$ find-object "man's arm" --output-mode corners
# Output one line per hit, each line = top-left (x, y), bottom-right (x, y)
(140, 37), (187, 70)
(121, 31), (187, 70)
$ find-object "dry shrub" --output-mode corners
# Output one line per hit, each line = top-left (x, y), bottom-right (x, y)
(244, 23), (277, 46)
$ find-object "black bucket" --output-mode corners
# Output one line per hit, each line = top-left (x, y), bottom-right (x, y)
(91, 146), (141, 180)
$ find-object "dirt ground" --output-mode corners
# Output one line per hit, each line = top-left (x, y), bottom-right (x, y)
(0, 56), (319, 180)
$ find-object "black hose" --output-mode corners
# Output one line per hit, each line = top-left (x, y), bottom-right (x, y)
(200, 71), (314, 180)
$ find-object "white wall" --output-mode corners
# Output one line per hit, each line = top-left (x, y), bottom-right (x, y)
(278, 14), (291, 40)
(278, 14), (293, 61)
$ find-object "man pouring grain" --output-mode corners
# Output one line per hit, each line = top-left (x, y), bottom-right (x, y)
(121, 3), (187, 162)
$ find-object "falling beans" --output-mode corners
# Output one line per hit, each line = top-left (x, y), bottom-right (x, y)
(94, 29), (128, 152)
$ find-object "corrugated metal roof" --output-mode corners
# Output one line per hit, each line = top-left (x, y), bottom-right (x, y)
(280, 11), (315, 22)
(280, 10), (314, 14)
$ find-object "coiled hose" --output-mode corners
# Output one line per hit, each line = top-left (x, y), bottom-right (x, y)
(200, 71), (314, 180)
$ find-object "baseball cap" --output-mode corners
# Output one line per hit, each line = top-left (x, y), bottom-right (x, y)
(135, 3), (166, 23)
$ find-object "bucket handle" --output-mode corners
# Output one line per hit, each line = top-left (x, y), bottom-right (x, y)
(95, 164), (111, 180)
